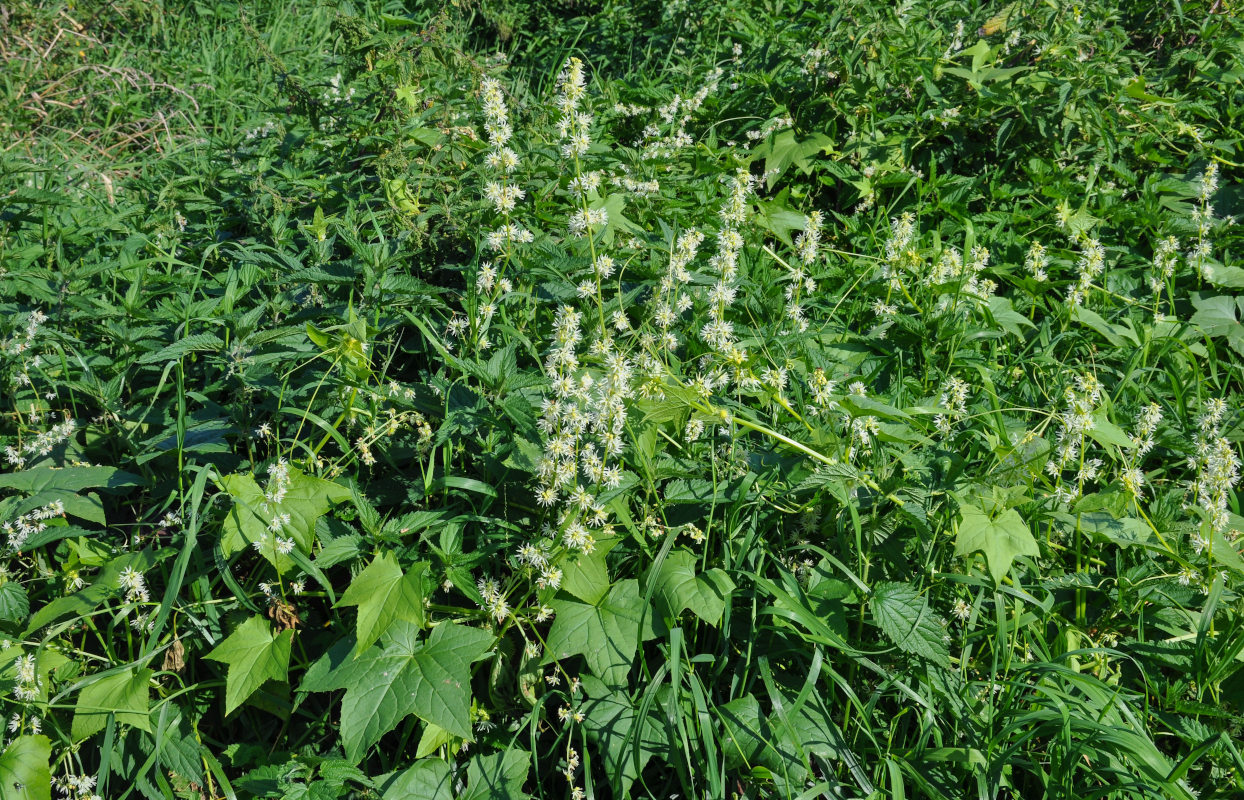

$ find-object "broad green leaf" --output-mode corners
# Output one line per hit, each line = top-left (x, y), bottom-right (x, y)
(0, 466), (142, 493)
(315, 535), (363, 571)
(204, 615), (294, 715)
(460, 751), (530, 800)
(595, 194), (644, 245)
(14, 489), (105, 527)
(986, 296), (1036, 337)
(220, 467), (350, 569)
(335, 552), (426, 655)
(1204, 264), (1244, 289)
(1077, 512), (1152, 549)
(415, 722), (456, 758)
(580, 675), (667, 797)
(1190, 293), (1244, 356)
(300, 621), (494, 761)
(0, 582), (29, 623)
(962, 39), (993, 71)
(717, 693), (808, 791)
(750, 129), (835, 189)
(647, 550), (735, 626)
(380, 760), (453, 800)
(954, 504), (1039, 583)
(870, 582), (950, 666)
(544, 579), (659, 685)
(753, 198), (809, 245)
(316, 760), (372, 791)
(282, 782), (338, 800)
(780, 685), (851, 762)
(0, 735), (51, 800)
(1210, 524), (1244, 577)
(149, 706), (205, 785)
(71, 666), (153, 740)
(1072, 305), (1140, 348)
(839, 393), (912, 421)
(1124, 77), (1174, 104)
(559, 536), (620, 604)
(1087, 410), (1135, 450)
(1063, 205), (1101, 238)
(136, 332), (224, 364)
(24, 548), (171, 635)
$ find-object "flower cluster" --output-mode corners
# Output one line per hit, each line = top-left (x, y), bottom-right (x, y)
(1190, 163), (1218, 281)
(555, 58), (592, 159)
(650, 229), (704, 354)
(801, 46), (839, 79)
(53, 774), (103, 800)
(7, 711), (41, 735)
(842, 384), (880, 463)
(934, 376), (970, 436)
(782, 212), (822, 334)
(1044, 374), (1106, 503)
(264, 458), (291, 506)
(479, 77), (516, 167)
(1186, 399), (1240, 538)
(477, 577), (510, 623)
(1131, 403), (1163, 456)
(534, 307), (632, 555)
(881, 212), (919, 285)
(119, 565), (150, 602)
(1024, 240), (1050, 282)
(635, 66), (725, 160)
(3, 415), (77, 468)
(2, 499), (66, 550)
(2, 308), (47, 358)
(13, 651), (41, 702)
(1149, 236), (1179, 298)
(1067, 237), (1105, 307)
(700, 172), (754, 355)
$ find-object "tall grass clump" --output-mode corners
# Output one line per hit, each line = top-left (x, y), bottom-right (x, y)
(1, 0), (1243, 798)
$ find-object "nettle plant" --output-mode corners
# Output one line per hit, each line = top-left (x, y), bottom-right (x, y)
(1, 3), (1243, 798)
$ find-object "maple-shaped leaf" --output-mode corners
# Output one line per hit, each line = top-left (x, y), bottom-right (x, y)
(579, 675), (668, 797)
(335, 552), (427, 655)
(205, 615), (294, 715)
(647, 550), (735, 627)
(544, 579), (659, 686)
(459, 751), (531, 800)
(300, 621), (494, 763)
(219, 467), (350, 570)
(954, 504), (1039, 583)
(71, 666), (153, 740)
(749, 128), (834, 189)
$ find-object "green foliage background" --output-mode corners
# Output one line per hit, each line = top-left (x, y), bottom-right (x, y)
(1, 0), (1244, 797)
